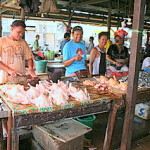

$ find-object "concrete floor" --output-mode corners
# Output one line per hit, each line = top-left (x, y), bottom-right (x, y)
(17, 110), (150, 150)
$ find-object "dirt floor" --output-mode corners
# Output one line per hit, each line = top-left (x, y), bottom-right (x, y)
(6, 109), (149, 150)
(86, 110), (150, 150)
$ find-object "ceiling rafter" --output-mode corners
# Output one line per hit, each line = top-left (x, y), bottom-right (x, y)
(0, 0), (149, 29)
(78, 0), (108, 5)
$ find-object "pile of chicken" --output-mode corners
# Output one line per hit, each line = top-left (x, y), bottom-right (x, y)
(95, 76), (127, 91)
(83, 79), (108, 91)
(0, 81), (90, 108)
(83, 76), (127, 91)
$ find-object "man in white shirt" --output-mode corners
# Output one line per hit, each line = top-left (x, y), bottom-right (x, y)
(141, 51), (150, 72)
(87, 36), (94, 54)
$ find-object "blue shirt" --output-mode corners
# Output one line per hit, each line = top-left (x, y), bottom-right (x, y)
(63, 40), (87, 75)
(60, 39), (69, 54)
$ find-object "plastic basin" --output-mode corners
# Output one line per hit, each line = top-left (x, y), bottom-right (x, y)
(35, 60), (48, 73)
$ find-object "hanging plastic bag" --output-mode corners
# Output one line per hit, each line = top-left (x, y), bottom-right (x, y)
(40, 0), (58, 13)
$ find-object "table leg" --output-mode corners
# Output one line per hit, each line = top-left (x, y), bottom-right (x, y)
(0, 119), (4, 150)
(11, 130), (19, 150)
(11, 116), (19, 150)
(7, 110), (12, 150)
(103, 101), (121, 150)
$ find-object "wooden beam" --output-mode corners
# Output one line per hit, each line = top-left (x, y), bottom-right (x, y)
(107, 0), (112, 38)
(0, 0), (12, 5)
(0, 17), (2, 37)
(78, 0), (108, 5)
(120, 0), (146, 150)
(78, 4), (123, 14)
(0, 5), (20, 13)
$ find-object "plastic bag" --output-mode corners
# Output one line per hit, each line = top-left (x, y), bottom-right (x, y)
(40, 0), (58, 13)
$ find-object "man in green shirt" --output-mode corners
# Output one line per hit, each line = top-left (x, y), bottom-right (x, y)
(32, 34), (40, 51)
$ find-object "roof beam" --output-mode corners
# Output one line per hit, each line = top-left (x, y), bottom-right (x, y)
(0, 0), (12, 5)
(77, 4), (122, 14)
(78, 0), (108, 5)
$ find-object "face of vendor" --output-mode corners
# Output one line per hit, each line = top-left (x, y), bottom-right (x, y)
(115, 36), (123, 46)
(98, 35), (108, 47)
(72, 31), (83, 43)
(10, 26), (25, 41)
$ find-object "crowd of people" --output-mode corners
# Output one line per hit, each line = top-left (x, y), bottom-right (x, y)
(30, 25), (150, 78)
(61, 25), (150, 77)
(0, 20), (149, 138)
(61, 26), (132, 77)
(4, 20), (147, 83)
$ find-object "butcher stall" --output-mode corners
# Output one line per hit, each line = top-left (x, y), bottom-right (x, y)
(0, 73), (150, 150)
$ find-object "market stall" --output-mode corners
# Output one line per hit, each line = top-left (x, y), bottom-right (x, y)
(0, 77), (117, 150)
(0, 1), (149, 150)
(0, 74), (150, 150)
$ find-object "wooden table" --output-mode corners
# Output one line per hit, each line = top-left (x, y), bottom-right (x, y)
(0, 85), (150, 150)
(0, 99), (9, 150)
(8, 101), (112, 150)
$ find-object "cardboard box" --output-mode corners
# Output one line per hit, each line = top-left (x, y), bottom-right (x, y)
(135, 102), (150, 120)
(32, 119), (92, 150)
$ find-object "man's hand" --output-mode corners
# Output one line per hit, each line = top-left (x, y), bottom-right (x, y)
(28, 68), (37, 77)
(7, 69), (23, 78)
(88, 73), (92, 77)
(74, 55), (83, 61)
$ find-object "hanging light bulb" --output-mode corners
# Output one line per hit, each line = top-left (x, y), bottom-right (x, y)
(127, 17), (132, 25)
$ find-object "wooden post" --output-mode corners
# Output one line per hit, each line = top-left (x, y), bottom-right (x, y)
(0, 120), (4, 150)
(120, 0), (146, 150)
(21, 8), (25, 39)
(11, 115), (19, 150)
(7, 110), (12, 150)
(67, 8), (72, 34)
(107, 0), (112, 38)
(0, 17), (2, 37)
(146, 31), (150, 45)
(103, 100), (122, 150)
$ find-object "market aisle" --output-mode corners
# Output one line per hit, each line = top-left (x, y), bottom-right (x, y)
(90, 111), (150, 150)
(131, 135), (150, 150)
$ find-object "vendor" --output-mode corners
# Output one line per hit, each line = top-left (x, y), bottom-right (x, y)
(0, 20), (37, 83)
(106, 35), (129, 72)
(0, 20), (37, 137)
(63, 26), (90, 77)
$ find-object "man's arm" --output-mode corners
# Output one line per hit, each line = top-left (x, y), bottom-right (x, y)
(0, 61), (22, 78)
(27, 58), (37, 77)
(106, 54), (116, 65)
(63, 55), (83, 67)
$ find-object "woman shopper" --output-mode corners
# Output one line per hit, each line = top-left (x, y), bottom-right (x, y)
(89, 32), (108, 76)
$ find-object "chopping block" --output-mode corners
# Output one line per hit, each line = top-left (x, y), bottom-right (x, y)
(32, 119), (92, 150)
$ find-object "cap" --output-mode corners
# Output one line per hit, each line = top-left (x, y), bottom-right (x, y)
(72, 26), (83, 32)
(114, 29), (128, 38)
(11, 20), (26, 28)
